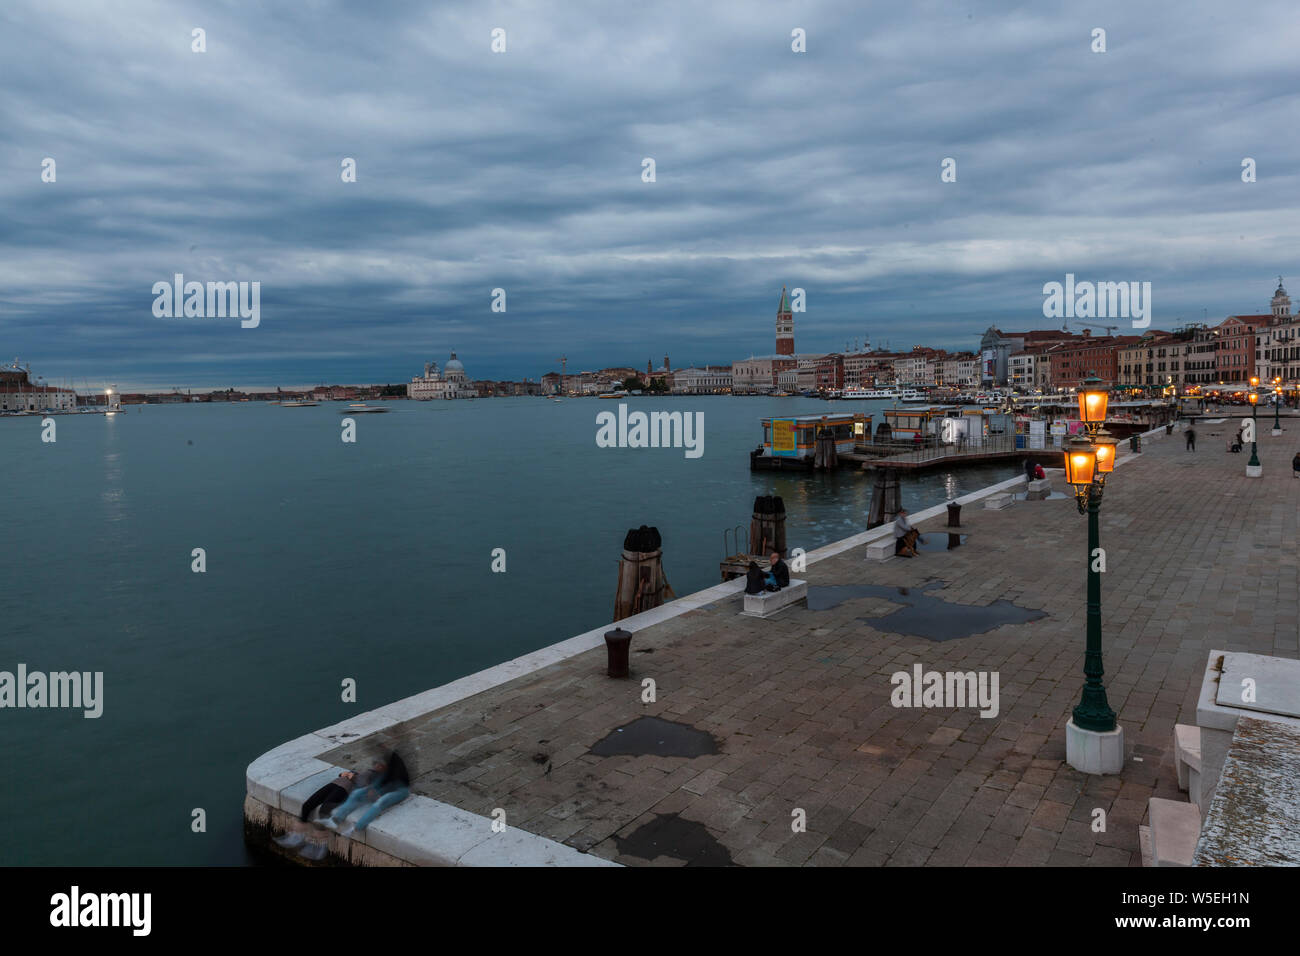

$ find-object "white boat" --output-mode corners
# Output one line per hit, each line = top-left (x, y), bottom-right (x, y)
(899, 389), (928, 403)
(281, 401), (319, 407)
(340, 403), (388, 413)
(840, 387), (902, 400)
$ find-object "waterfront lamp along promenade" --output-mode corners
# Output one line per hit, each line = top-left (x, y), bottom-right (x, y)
(249, 418), (1298, 866)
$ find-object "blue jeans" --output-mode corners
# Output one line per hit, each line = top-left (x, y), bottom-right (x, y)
(327, 785), (376, 823)
(352, 787), (409, 831)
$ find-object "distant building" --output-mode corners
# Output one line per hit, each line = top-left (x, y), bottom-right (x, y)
(0, 362), (76, 411)
(671, 366), (732, 394)
(408, 353), (474, 400)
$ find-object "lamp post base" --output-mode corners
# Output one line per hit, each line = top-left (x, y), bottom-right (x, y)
(1272, 428), (1283, 436)
(1066, 718), (1125, 775)
(1246, 463), (1262, 478)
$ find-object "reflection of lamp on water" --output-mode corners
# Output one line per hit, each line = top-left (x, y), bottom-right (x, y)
(1063, 374), (1123, 775)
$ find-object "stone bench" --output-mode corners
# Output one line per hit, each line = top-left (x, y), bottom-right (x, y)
(1144, 797), (1201, 867)
(1024, 478), (1052, 500)
(984, 493), (1014, 510)
(865, 538), (895, 561)
(741, 579), (807, 618)
(1173, 723), (1202, 804)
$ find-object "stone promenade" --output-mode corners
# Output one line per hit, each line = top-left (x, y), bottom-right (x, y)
(320, 418), (1299, 865)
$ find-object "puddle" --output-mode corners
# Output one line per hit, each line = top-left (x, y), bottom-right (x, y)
(915, 533), (968, 552)
(589, 716), (720, 757)
(807, 581), (1046, 642)
(610, 812), (735, 866)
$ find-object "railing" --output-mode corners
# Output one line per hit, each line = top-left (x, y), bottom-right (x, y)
(871, 434), (1023, 466)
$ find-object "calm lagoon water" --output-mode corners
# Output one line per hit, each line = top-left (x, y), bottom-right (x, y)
(0, 396), (1015, 864)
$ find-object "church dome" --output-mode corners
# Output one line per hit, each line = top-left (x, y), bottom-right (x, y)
(444, 352), (465, 372)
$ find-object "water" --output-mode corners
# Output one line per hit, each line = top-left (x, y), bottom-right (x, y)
(0, 397), (1017, 864)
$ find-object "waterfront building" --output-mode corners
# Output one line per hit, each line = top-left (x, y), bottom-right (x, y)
(1217, 314), (1271, 384)
(936, 352), (979, 389)
(1045, 331), (1140, 390)
(0, 361), (76, 412)
(979, 328), (1077, 386)
(670, 366), (733, 394)
(408, 353), (474, 400)
(893, 347), (944, 386)
(1256, 279), (1300, 385)
(843, 350), (903, 387)
(1008, 346), (1055, 392)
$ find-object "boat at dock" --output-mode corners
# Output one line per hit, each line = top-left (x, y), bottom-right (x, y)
(751, 413), (870, 470)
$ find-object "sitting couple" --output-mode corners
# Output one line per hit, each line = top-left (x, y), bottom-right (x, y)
(273, 749), (411, 859)
(745, 552), (790, 594)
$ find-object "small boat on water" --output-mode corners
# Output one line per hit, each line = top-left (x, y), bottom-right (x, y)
(281, 401), (319, 407)
(340, 403), (388, 413)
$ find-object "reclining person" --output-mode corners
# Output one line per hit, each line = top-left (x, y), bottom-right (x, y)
(273, 767), (368, 854)
(323, 750), (411, 837)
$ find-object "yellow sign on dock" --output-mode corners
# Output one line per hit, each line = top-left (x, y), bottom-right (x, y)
(772, 419), (797, 456)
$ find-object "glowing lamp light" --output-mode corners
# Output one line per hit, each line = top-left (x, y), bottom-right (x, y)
(1250, 376), (1259, 388)
(1093, 431), (1118, 475)
(1063, 437), (1097, 486)
(1077, 374), (1108, 426)
(1249, 391), (1258, 405)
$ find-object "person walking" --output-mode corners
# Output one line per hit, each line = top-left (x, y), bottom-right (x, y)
(1186, 426), (1196, 451)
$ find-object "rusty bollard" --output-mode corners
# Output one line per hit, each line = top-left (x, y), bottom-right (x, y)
(946, 500), (961, 527)
(604, 628), (632, 678)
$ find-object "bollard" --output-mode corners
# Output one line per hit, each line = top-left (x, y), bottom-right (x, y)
(1129, 435), (1140, 453)
(946, 501), (961, 527)
(604, 628), (632, 678)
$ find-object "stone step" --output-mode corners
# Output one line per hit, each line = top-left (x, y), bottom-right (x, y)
(1138, 824), (1153, 867)
(1147, 797), (1201, 867)
(984, 493), (1014, 510)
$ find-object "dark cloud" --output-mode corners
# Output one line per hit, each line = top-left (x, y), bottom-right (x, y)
(2, 0), (1298, 388)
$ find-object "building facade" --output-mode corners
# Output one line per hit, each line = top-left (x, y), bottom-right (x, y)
(408, 353), (474, 399)
(0, 363), (77, 411)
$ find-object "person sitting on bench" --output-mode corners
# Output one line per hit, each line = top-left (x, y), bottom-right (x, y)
(744, 562), (767, 595)
(765, 552), (790, 591)
(894, 508), (920, 558)
(1293, 451), (1300, 478)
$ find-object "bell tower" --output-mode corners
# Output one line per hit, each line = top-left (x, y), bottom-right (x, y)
(1271, 277), (1291, 321)
(775, 286), (794, 356)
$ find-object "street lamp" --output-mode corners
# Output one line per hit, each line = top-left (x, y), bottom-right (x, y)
(1063, 374), (1123, 774)
(1273, 377), (1283, 436)
(1246, 388), (1260, 476)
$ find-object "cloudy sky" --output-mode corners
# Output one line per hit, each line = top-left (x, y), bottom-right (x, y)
(3, 0), (1299, 389)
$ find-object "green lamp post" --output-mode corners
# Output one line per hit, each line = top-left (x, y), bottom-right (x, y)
(1247, 377), (1261, 477)
(1064, 374), (1123, 773)
(1273, 378), (1283, 436)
